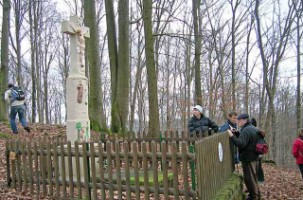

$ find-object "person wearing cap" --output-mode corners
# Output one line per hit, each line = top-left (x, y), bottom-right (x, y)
(227, 114), (261, 200)
(187, 105), (218, 137)
(4, 83), (30, 134)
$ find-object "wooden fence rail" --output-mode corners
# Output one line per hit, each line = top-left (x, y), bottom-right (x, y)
(6, 133), (233, 200)
(6, 139), (197, 199)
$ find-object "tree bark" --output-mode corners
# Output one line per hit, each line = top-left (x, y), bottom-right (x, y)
(0, 0), (11, 121)
(142, 0), (160, 137)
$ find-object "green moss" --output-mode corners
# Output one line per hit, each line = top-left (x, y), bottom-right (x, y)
(0, 132), (12, 139)
(213, 173), (245, 200)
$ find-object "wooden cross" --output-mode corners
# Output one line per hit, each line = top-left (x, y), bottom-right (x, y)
(61, 16), (90, 76)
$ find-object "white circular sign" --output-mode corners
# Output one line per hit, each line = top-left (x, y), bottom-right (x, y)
(218, 142), (223, 162)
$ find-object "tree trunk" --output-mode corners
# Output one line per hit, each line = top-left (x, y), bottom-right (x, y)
(0, 0), (11, 121)
(192, 0), (202, 105)
(296, 12), (301, 129)
(142, 0), (160, 137)
(84, 0), (107, 131)
(117, 0), (130, 134)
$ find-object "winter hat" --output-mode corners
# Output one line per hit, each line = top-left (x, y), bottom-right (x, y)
(193, 105), (203, 113)
(237, 113), (249, 120)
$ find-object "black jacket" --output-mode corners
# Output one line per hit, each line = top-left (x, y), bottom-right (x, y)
(188, 115), (218, 135)
(230, 122), (259, 162)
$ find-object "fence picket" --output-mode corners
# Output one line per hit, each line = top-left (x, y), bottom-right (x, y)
(90, 142), (97, 200)
(98, 142), (106, 199)
(106, 141), (114, 200)
(161, 141), (169, 199)
(21, 142), (27, 192)
(27, 141), (33, 193)
(33, 142), (40, 195)
(82, 142), (90, 200)
(123, 141), (131, 199)
(67, 141), (74, 199)
(151, 141), (159, 200)
(142, 141), (149, 199)
(52, 141), (60, 197)
(172, 141), (179, 200)
(16, 141), (22, 191)
(40, 138), (47, 196)
(59, 141), (67, 198)
(132, 142), (140, 200)
(74, 141), (82, 198)
(115, 141), (122, 199)
(46, 140), (53, 197)
(182, 142), (189, 200)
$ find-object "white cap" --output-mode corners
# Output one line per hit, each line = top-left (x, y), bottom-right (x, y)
(193, 105), (203, 113)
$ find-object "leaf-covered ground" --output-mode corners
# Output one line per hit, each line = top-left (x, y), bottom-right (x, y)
(0, 123), (302, 199)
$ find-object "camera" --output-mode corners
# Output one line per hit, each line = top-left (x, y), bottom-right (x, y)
(229, 125), (237, 132)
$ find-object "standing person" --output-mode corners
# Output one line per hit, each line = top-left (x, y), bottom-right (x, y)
(219, 111), (240, 164)
(227, 114), (261, 200)
(4, 83), (30, 134)
(219, 111), (238, 133)
(251, 118), (265, 183)
(187, 105), (218, 137)
(292, 128), (303, 180)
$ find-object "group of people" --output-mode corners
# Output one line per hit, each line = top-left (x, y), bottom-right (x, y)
(188, 104), (303, 199)
(187, 105), (264, 199)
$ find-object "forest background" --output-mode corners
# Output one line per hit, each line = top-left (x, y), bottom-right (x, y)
(0, 0), (302, 171)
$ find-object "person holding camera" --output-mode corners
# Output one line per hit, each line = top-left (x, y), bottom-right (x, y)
(227, 113), (261, 200)
(219, 111), (238, 133)
(187, 105), (218, 137)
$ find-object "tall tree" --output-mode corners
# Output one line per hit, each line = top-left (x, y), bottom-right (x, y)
(142, 0), (160, 136)
(84, 0), (107, 131)
(254, 0), (298, 160)
(117, 0), (130, 133)
(0, 0), (11, 121)
(192, 0), (202, 105)
(295, 0), (303, 129)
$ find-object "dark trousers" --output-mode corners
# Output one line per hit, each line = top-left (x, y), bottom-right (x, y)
(242, 161), (261, 200)
(257, 157), (265, 182)
(299, 164), (303, 180)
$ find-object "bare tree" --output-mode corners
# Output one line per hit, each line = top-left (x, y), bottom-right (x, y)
(0, 0), (11, 121)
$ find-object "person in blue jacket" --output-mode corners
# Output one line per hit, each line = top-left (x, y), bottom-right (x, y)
(219, 111), (238, 133)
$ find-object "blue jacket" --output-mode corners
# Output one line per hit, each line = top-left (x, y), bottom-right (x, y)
(219, 120), (237, 133)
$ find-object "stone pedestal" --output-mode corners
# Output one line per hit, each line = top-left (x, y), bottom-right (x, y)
(66, 76), (90, 142)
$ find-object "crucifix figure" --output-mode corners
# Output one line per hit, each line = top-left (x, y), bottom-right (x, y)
(62, 16), (90, 76)
(61, 15), (91, 143)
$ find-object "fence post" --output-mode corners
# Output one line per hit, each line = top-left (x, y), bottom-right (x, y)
(160, 132), (164, 171)
(6, 142), (11, 187)
(189, 144), (196, 191)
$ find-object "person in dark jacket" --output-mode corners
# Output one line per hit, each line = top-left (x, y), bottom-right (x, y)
(251, 118), (265, 183)
(187, 105), (218, 137)
(227, 114), (261, 200)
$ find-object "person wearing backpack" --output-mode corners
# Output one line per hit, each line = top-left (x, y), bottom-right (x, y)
(4, 83), (30, 134)
(251, 118), (265, 183)
(292, 128), (303, 180)
(227, 114), (261, 200)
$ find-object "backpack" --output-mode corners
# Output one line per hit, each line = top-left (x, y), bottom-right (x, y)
(255, 130), (269, 154)
(10, 86), (25, 102)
